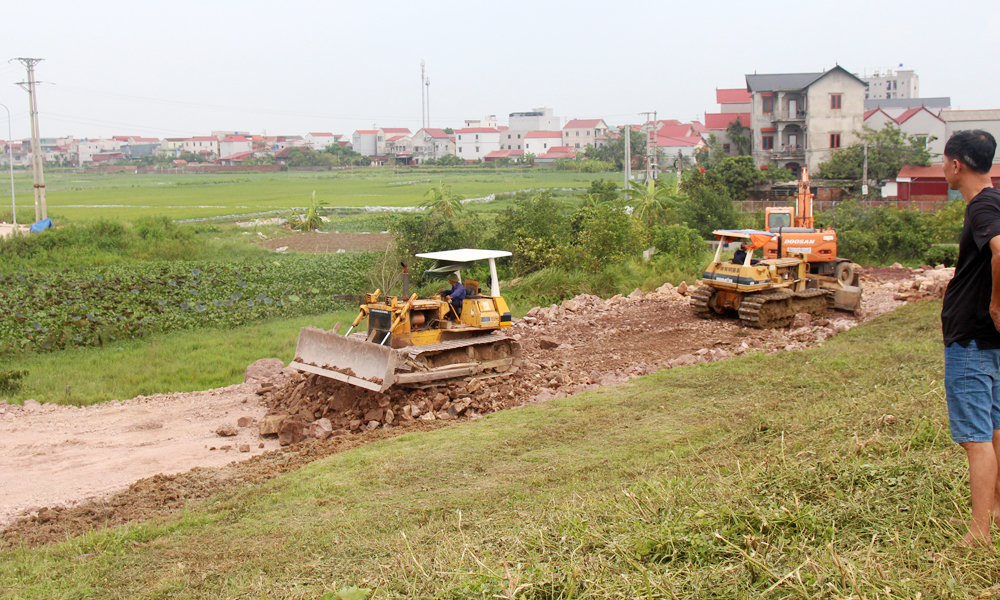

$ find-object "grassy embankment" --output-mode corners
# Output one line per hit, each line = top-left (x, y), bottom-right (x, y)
(0, 309), (358, 405)
(3, 300), (998, 598)
(0, 168), (607, 222)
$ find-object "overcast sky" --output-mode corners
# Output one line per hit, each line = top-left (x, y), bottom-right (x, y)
(0, 0), (996, 140)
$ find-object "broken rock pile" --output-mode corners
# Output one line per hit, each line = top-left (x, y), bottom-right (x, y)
(256, 371), (527, 445)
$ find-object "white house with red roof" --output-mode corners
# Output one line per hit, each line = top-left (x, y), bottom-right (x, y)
(655, 133), (705, 168)
(305, 132), (340, 152)
(377, 128), (412, 155)
(455, 127), (500, 160)
(387, 134), (413, 155)
(78, 138), (122, 165)
(411, 128), (454, 163)
(535, 146), (577, 165)
(523, 131), (563, 156)
(864, 106), (946, 158)
(219, 135), (252, 158)
(562, 119), (608, 149)
(703, 112), (751, 156)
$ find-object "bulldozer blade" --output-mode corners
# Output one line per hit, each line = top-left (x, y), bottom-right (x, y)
(290, 326), (399, 393)
(832, 285), (863, 313)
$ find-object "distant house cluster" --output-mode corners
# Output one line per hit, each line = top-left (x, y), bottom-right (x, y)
(2, 66), (998, 174)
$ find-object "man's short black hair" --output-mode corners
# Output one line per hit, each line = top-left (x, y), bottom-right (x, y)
(944, 130), (997, 174)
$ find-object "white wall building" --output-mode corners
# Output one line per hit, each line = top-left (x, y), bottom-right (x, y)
(219, 135), (252, 158)
(562, 119), (608, 150)
(411, 128), (453, 162)
(181, 136), (220, 156)
(352, 130), (378, 156)
(78, 139), (122, 164)
(305, 132), (340, 151)
(862, 68), (919, 101)
(523, 131), (563, 156)
(455, 128), (500, 160)
(942, 110), (1000, 162)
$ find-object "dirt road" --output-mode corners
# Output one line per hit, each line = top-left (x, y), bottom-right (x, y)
(0, 267), (934, 547)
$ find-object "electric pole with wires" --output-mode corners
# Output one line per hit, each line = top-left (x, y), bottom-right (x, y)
(639, 111), (657, 182)
(13, 57), (46, 221)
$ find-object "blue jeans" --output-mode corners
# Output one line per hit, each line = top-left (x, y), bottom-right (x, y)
(945, 340), (1000, 443)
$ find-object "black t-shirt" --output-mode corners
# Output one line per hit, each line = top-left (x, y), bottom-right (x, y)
(942, 187), (1000, 348)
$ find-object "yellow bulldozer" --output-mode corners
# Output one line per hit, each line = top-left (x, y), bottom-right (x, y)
(290, 249), (522, 392)
(692, 229), (863, 328)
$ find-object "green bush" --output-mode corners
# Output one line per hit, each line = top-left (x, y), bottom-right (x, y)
(824, 199), (933, 264)
(929, 199), (965, 244)
(571, 201), (645, 272)
(652, 224), (706, 263)
(925, 244), (959, 267)
(0, 369), (27, 395)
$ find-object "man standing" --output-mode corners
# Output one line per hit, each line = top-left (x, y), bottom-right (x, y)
(940, 129), (1000, 545)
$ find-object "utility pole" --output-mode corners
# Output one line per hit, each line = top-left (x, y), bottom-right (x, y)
(623, 125), (631, 189)
(639, 111), (657, 182)
(420, 60), (426, 130)
(14, 58), (46, 221)
(425, 77), (430, 128)
(862, 141), (869, 199)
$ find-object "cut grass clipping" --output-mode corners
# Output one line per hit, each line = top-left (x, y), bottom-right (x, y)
(3, 300), (999, 598)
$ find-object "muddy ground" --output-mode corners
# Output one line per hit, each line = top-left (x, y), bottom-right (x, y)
(0, 266), (940, 548)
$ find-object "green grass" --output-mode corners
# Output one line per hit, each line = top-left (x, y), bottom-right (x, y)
(4, 300), (999, 598)
(1, 309), (357, 405)
(0, 168), (608, 222)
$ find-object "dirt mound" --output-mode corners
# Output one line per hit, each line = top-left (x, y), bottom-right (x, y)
(0, 268), (931, 548)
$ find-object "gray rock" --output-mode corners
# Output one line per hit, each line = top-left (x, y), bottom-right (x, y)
(245, 358), (285, 383)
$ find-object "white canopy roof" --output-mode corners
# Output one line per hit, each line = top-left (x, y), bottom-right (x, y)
(415, 249), (511, 262)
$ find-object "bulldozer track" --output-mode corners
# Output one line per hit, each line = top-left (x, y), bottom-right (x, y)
(691, 286), (715, 319)
(738, 288), (831, 328)
(400, 334), (523, 385)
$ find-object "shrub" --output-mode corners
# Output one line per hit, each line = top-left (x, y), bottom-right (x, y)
(925, 244), (959, 267)
(825, 198), (933, 264)
(572, 201), (645, 272)
(651, 224), (706, 263)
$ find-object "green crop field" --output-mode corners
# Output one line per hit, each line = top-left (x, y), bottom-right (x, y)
(1, 168), (611, 222)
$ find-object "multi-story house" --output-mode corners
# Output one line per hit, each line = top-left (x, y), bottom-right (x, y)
(746, 65), (866, 175)
(523, 131), (563, 156)
(504, 108), (561, 151)
(219, 135), (252, 158)
(862, 69), (918, 101)
(352, 130), (378, 156)
(864, 107), (946, 158)
(562, 119), (608, 150)
(78, 138), (122, 165)
(411, 128), (454, 163)
(377, 128), (411, 155)
(305, 132), (340, 151)
(181, 136), (221, 157)
(388, 134), (413, 155)
(454, 128), (500, 160)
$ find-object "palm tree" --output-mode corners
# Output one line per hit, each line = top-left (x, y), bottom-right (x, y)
(627, 179), (678, 225)
(420, 180), (464, 217)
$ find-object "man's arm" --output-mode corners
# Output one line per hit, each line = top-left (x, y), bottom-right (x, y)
(989, 235), (1000, 332)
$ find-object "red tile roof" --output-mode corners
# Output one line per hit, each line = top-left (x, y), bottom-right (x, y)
(525, 131), (563, 138)
(655, 135), (702, 147)
(222, 135), (249, 142)
(111, 136), (132, 142)
(895, 107), (943, 124)
(656, 124), (696, 137)
(387, 135), (406, 142)
(704, 112), (751, 130)
(863, 109), (881, 120)
(355, 130), (378, 135)
(215, 151), (253, 162)
(380, 127), (412, 134)
(188, 136), (219, 142)
(484, 149), (524, 159)
(418, 128), (451, 138)
(548, 146), (573, 152)
(690, 121), (706, 133)
(563, 119), (605, 129)
(130, 137), (160, 143)
(716, 88), (752, 104)
(309, 132), (335, 137)
(456, 127), (499, 133)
